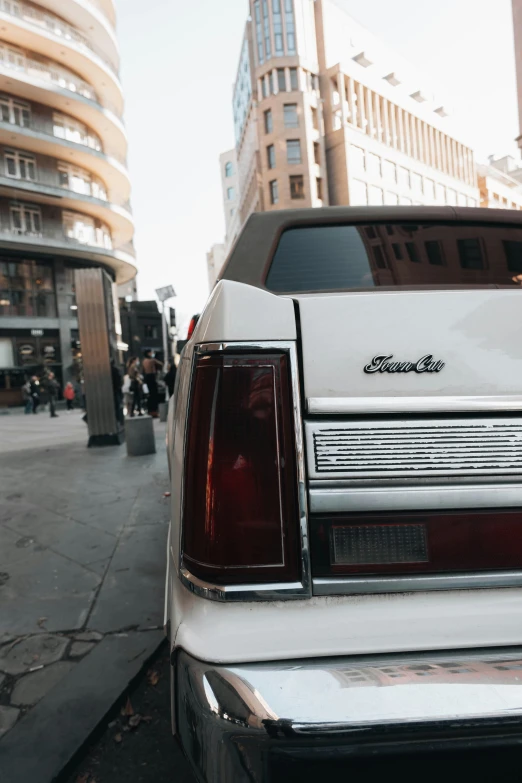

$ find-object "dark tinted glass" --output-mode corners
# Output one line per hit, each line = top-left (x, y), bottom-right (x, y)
(265, 223), (522, 293)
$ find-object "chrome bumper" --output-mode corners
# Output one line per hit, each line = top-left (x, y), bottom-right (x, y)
(175, 647), (522, 782)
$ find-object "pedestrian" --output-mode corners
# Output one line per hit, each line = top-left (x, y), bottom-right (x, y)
(45, 372), (60, 418)
(142, 350), (163, 418)
(164, 362), (177, 398)
(21, 378), (32, 414)
(30, 375), (40, 414)
(124, 357), (143, 417)
(110, 358), (124, 426)
(64, 381), (75, 412)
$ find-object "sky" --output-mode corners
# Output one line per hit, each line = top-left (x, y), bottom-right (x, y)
(114, 0), (519, 334)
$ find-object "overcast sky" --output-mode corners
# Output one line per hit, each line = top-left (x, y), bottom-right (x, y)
(115, 0), (518, 333)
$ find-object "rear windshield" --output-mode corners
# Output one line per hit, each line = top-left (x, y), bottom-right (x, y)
(265, 223), (522, 292)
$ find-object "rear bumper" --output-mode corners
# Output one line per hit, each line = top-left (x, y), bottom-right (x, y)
(175, 647), (522, 783)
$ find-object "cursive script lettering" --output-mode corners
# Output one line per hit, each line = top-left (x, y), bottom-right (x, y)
(364, 354), (445, 374)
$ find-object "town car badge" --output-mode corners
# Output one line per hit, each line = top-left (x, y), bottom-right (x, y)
(364, 354), (445, 374)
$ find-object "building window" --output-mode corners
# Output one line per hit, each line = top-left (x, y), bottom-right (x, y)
(264, 108), (273, 133)
(382, 160), (396, 183)
(227, 186), (235, 200)
(272, 0), (284, 54)
(435, 183), (446, 204)
(392, 243), (403, 260)
(406, 242), (420, 263)
(314, 142), (320, 165)
(53, 112), (101, 151)
(0, 95), (30, 127)
(424, 178), (435, 201)
(411, 172), (422, 195)
(5, 150), (36, 181)
(269, 179), (279, 204)
(368, 185), (384, 205)
(225, 162), (233, 177)
(446, 188), (457, 206)
(261, 75), (268, 99)
(425, 240), (444, 266)
(367, 153), (381, 179)
(351, 179), (367, 205)
(399, 195), (412, 205)
(262, 0), (271, 59)
(284, 103), (298, 128)
(285, 0), (296, 54)
(373, 245), (386, 269)
(144, 324), (158, 339)
(458, 238), (484, 269)
(351, 146), (365, 173)
(289, 67), (298, 91)
(384, 191), (399, 205)
(267, 144), (276, 169)
(311, 105), (319, 130)
(63, 211), (111, 249)
(316, 177), (323, 200)
(0, 259), (55, 317)
(287, 139), (301, 164)
(277, 68), (286, 92)
(504, 240), (522, 273)
(290, 174), (305, 199)
(10, 203), (42, 236)
(398, 167), (410, 191)
(254, 0), (264, 64)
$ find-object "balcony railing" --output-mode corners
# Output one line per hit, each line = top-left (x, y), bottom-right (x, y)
(0, 0), (119, 75)
(0, 50), (122, 118)
(0, 115), (126, 166)
(0, 223), (117, 252)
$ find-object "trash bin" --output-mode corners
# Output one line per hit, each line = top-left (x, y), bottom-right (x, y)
(125, 415), (156, 456)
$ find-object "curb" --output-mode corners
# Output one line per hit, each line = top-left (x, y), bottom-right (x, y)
(0, 630), (164, 783)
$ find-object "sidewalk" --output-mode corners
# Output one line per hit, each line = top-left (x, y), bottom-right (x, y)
(0, 410), (170, 783)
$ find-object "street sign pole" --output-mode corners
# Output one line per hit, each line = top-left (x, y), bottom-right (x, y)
(155, 285), (176, 402)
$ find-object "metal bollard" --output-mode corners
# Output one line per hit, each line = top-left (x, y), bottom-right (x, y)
(124, 415), (156, 456)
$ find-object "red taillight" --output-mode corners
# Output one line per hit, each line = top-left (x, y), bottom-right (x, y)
(183, 352), (300, 584)
(187, 315), (199, 339)
(311, 510), (522, 577)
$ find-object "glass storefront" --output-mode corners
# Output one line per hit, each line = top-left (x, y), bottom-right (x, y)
(0, 331), (61, 406)
(0, 258), (57, 316)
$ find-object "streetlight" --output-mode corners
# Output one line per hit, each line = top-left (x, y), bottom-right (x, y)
(155, 284), (176, 399)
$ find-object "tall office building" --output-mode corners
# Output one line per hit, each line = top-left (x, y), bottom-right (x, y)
(223, 0), (479, 244)
(0, 0), (135, 407)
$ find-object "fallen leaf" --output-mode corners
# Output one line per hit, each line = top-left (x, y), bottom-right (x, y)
(163, 492), (171, 498)
(128, 714), (142, 729)
(114, 733), (122, 744)
(123, 697), (134, 716)
(147, 669), (160, 686)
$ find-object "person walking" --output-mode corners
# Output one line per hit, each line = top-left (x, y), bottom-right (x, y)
(45, 372), (60, 418)
(125, 357), (143, 417)
(142, 350), (163, 418)
(21, 378), (32, 414)
(164, 362), (177, 398)
(30, 376), (40, 414)
(64, 381), (75, 412)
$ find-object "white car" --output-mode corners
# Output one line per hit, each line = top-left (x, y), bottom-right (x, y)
(165, 207), (522, 781)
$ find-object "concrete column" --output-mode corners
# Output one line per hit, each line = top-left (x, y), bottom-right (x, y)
(54, 258), (74, 386)
(365, 86), (374, 138)
(416, 117), (424, 164)
(346, 74), (354, 124)
(337, 70), (348, 125)
(356, 81), (365, 130)
(428, 125), (436, 169)
(375, 93), (383, 143)
(382, 97), (390, 145)
(397, 106), (404, 153)
(424, 122), (431, 167)
(409, 113), (417, 160)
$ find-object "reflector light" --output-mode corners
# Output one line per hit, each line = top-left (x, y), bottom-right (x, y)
(332, 524), (428, 565)
(183, 352), (299, 584)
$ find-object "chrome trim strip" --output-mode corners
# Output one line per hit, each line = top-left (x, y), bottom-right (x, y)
(180, 568), (305, 601)
(176, 646), (522, 781)
(179, 340), (311, 602)
(313, 571), (522, 595)
(309, 484), (522, 513)
(308, 395), (522, 415)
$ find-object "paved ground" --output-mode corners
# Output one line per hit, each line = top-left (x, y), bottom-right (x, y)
(0, 410), (171, 783)
(64, 641), (195, 783)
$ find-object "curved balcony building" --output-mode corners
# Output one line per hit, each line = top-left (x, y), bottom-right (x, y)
(0, 0), (136, 406)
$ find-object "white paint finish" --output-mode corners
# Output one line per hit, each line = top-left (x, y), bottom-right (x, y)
(192, 280), (296, 344)
(296, 289), (522, 406)
(169, 571), (522, 663)
(308, 395), (522, 414)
